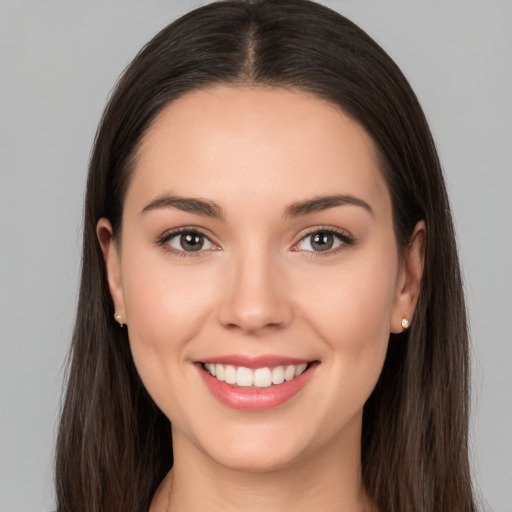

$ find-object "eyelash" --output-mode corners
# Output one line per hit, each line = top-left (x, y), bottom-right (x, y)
(157, 227), (218, 258)
(292, 227), (355, 257)
(156, 226), (355, 258)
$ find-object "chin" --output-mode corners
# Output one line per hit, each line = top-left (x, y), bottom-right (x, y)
(210, 443), (305, 474)
(183, 420), (311, 474)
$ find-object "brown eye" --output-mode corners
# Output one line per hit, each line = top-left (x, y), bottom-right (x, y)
(294, 229), (351, 254)
(180, 232), (204, 251)
(165, 230), (216, 253)
(310, 232), (334, 251)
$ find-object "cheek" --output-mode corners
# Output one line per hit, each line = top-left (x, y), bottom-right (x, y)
(299, 246), (398, 384)
(118, 240), (219, 400)
(122, 236), (217, 331)
(306, 256), (396, 328)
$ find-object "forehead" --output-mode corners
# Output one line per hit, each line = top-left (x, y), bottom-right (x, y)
(127, 86), (389, 217)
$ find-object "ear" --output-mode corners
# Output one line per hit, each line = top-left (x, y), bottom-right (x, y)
(97, 218), (126, 325)
(390, 221), (425, 333)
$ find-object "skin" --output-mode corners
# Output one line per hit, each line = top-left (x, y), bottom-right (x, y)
(98, 86), (424, 512)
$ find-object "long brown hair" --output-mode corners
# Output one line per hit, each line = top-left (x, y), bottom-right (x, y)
(55, 1), (476, 511)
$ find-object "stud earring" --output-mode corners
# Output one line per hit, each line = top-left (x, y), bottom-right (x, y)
(114, 314), (124, 327)
(401, 318), (410, 330)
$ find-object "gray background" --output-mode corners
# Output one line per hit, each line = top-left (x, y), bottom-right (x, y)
(1, 1), (511, 511)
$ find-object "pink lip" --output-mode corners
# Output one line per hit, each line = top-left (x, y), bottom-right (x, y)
(200, 354), (310, 369)
(196, 360), (318, 411)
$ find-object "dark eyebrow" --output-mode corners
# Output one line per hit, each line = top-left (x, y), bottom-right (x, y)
(140, 194), (225, 219)
(284, 194), (374, 218)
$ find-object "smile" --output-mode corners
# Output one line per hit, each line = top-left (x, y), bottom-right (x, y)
(203, 362), (308, 388)
(197, 358), (318, 411)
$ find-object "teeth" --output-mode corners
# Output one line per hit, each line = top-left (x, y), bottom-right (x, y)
(272, 366), (285, 385)
(284, 365), (295, 381)
(254, 367), (272, 387)
(295, 363), (307, 376)
(236, 366), (253, 387)
(204, 362), (308, 388)
(224, 365), (236, 385)
(216, 364), (225, 381)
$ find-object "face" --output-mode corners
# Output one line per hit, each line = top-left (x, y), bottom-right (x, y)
(99, 86), (422, 474)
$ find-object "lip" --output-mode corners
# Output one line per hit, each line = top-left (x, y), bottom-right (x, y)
(196, 359), (318, 411)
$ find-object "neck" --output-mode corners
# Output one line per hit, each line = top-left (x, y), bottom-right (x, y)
(150, 416), (376, 512)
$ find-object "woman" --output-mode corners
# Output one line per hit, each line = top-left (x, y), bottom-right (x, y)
(55, 1), (476, 511)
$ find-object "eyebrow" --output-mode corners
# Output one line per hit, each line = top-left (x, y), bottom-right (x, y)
(284, 194), (374, 218)
(141, 194), (225, 219)
(140, 192), (373, 220)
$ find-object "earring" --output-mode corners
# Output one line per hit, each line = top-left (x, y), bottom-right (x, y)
(401, 318), (410, 330)
(114, 314), (124, 328)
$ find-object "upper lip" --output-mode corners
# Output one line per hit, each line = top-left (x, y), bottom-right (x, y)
(199, 354), (313, 369)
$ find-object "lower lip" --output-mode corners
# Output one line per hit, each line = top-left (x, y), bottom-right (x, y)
(197, 363), (317, 411)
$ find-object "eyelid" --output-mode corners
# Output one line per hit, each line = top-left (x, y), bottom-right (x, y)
(290, 226), (355, 254)
(156, 225), (354, 257)
(156, 226), (221, 256)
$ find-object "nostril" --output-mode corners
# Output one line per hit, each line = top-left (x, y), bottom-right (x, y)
(223, 320), (286, 335)
(217, 265), (294, 333)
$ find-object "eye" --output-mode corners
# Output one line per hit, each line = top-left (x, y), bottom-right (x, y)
(162, 230), (217, 253)
(293, 229), (352, 253)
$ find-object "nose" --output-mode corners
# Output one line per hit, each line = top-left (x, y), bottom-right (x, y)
(217, 249), (293, 334)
